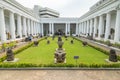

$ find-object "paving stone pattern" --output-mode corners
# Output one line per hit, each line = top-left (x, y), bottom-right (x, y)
(0, 70), (120, 80)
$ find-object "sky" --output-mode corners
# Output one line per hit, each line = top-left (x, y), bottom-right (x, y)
(16, 0), (100, 17)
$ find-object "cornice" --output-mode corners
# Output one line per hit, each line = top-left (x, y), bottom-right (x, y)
(3, 0), (37, 19)
(80, 0), (117, 20)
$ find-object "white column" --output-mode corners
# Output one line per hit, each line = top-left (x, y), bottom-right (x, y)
(80, 23), (82, 34)
(27, 19), (30, 35)
(86, 20), (90, 36)
(35, 22), (37, 35)
(30, 20), (33, 35)
(82, 22), (84, 34)
(33, 21), (36, 35)
(37, 23), (39, 34)
(105, 12), (111, 41)
(90, 19), (93, 36)
(0, 7), (7, 42)
(84, 21), (87, 34)
(76, 23), (79, 35)
(41, 23), (44, 36)
(36, 23), (38, 34)
(49, 23), (51, 35)
(52, 23), (54, 35)
(23, 17), (27, 37)
(9, 11), (16, 40)
(93, 17), (98, 38)
(65, 23), (67, 35)
(17, 14), (22, 38)
(98, 15), (104, 39)
(34, 22), (36, 35)
(114, 8), (120, 42)
(68, 23), (70, 36)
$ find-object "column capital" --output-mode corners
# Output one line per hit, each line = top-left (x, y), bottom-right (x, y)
(116, 4), (120, 10)
(0, 6), (4, 9)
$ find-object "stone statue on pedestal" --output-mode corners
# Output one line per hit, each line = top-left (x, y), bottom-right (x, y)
(54, 36), (66, 63)
(109, 49), (118, 62)
(6, 48), (14, 61)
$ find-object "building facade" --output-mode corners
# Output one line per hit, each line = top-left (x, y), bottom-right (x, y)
(78, 0), (120, 43)
(0, 0), (120, 43)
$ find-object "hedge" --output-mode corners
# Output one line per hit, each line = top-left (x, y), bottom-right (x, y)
(0, 37), (120, 68)
(0, 38), (44, 62)
(73, 37), (120, 61)
(0, 63), (120, 68)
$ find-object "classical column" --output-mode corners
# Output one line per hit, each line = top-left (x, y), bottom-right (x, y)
(52, 23), (54, 35)
(30, 20), (33, 35)
(0, 7), (7, 42)
(38, 23), (41, 34)
(36, 23), (38, 34)
(90, 19), (93, 36)
(23, 17), (27, 37)
(76, 23), (79, 35)
(9, 11), (16, 40)
(98, 15), (104, 39)
(78, 23), (80, 35)
(41, 23), (44, 36)
(87, 20), (90, 36)
(65, 23), (68, 35)
(84, 21), (87, 34)
(34, 22), (36, 35)
(67, 23), (70, 36)
(33, 21), (35, 35)
(93, 17), (98, 38)
(105, 12), (111, 41)
(81, 22), (83, 34)
(114, 7), (120, 42)
(80, 23), (82, 34)
(49, 23), (51, 35)
(17, 14), (22, 38)
(27, 19), (30, 35)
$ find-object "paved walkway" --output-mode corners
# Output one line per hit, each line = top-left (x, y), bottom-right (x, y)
(0, 70), (120, 80)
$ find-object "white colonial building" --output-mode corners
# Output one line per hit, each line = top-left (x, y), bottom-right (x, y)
(78, 0), (120, 43)
(0, 0), (120, 43)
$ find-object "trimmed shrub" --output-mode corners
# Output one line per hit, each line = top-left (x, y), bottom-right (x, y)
(0, 38), (44, 62)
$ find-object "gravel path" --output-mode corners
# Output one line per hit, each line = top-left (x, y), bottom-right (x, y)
(0, 70), (120, 80)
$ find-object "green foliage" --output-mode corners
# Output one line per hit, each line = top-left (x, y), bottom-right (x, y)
(113, 43), (120, 49)
(73, 37), (120, 61)
(0, 63), (120, 68)
(105, 40), (112, 46)
(0, 37), (120, 68)
(2, 43), (8, 49)
(0, 38), (44, 62)
(8, 41), (17, 48)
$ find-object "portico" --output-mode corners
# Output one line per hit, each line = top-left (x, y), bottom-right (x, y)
(0, 0), (120, 43)
(40, 18), (79, 36)
(0, 0), (40, 43)
(79, 0), (120, 43)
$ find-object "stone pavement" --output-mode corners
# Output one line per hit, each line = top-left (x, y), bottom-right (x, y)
(0, 70), (120, 80)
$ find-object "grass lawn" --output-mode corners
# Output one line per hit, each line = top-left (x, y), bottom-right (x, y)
(14, 37), (108, 65)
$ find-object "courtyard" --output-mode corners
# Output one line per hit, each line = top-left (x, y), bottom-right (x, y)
(15, 37), (108, 65)
(1, 36), (119, 68)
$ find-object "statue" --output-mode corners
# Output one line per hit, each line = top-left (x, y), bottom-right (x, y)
(58, 36), (62, 41)
(71, 40), (74, 44)
(34, 40), (39, 46)
(54, 36), (66, 63)
(47, 40), (50, 44)
(6, 48), (14, 61)
(109, 49), (118, 62)
(82, 41), (87, 46)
